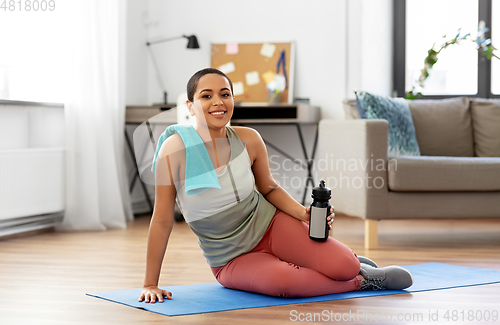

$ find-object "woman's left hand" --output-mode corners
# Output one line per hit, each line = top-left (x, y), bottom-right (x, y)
(327, 206), (335, 229)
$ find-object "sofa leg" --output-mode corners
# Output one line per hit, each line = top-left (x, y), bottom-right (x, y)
(364, 220), (378, 250)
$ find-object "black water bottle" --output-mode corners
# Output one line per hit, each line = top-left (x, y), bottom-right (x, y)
(309, 180), (331, 242)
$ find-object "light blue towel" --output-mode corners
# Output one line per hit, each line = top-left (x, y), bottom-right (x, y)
(151, 125), (220, 195)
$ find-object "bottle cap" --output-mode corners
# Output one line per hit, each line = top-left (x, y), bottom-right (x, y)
(312, 180), (331, 200)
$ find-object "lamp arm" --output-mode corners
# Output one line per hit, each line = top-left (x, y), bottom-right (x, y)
(145, 34), (198, 104)
(146, 36), (184, 46)
(146, 46), (167, 102)
(145, 36), (185, 98)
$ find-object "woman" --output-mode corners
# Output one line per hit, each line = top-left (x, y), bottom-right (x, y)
(138, 68), (412, 303)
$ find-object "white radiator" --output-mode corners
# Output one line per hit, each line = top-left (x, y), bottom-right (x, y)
(0, 148), (65, 220)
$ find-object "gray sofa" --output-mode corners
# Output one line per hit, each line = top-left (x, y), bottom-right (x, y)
(317, 97), (500, 249)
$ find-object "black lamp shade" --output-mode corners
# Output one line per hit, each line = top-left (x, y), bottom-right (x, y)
(185, 35), (200, 49)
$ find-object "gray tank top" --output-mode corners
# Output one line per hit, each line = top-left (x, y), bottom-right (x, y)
(178, 126), (277, 267)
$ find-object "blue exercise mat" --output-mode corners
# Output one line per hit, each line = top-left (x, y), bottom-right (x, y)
(87, 263), (500, 316)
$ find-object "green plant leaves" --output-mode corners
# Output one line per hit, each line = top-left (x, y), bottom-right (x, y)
(405, 27), (498, 99)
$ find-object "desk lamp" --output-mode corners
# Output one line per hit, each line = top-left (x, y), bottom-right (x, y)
(146, 35), (200, 104)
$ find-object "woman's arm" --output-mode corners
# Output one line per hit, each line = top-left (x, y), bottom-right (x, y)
(235, 127), (310, 222)
(235, 126), (334, 225)
(139, 182), (176, 303)
(139, 137), (181, 303)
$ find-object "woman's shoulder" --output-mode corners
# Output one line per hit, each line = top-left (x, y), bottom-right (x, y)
(230, 126), (265, 164)
(159, 133), (184, 152)
(155, 133), (185, 181)
(157, 133), (186, 164)
(231, 126), (263, 145)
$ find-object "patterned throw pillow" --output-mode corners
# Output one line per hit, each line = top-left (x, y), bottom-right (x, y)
(356, 91), (421, 157)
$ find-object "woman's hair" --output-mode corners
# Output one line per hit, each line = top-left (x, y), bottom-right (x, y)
(186, 68), (234, 102)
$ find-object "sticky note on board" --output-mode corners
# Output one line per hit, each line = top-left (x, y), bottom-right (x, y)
(233, 81), (244, 96)
(262, 70), (275, 84)
(219, 62), (235, 74)
(226, 43), (239, 55)
(245, 71), (260, 86)
(260, 43), (276, 58)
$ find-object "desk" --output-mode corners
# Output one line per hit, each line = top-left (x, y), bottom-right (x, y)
(125, 105), (176, 214)
(125, 104), (320, 211)
(125, 104), (176, 123)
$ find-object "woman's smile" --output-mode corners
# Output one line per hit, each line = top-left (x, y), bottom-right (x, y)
(209, 110), (226, 118)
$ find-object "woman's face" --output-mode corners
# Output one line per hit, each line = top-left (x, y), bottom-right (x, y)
(187, 73), (234, 130)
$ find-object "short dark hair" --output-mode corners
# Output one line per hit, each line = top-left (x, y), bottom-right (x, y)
(186, 68), (234, 102)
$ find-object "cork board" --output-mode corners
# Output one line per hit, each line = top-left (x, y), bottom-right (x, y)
(210, 42), (295, 104)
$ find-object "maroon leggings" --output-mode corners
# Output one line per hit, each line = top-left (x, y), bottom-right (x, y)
(211, 210), (362, 297)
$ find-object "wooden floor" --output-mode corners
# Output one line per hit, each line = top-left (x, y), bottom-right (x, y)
(1, 215), (500, 325)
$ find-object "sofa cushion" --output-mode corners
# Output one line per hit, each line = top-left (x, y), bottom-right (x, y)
(387, 156), (500, 191)
(354, 91), (367, 118)
(356, 91), (420, 157)
(407, 97), (474, 157)
(470, 99), (500, 157)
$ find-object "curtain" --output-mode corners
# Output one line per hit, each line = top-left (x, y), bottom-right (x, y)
(59, 0), (133, 231)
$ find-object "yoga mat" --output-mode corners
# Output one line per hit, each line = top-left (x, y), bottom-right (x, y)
(87, 263), (500, 316)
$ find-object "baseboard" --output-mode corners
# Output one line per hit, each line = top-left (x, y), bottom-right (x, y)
(0, 226), (55, 241)
(0, 212), (63, 240)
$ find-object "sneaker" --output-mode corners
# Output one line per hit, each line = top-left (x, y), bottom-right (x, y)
(358, 256), (378, 268)
(359, 263), (413, 290)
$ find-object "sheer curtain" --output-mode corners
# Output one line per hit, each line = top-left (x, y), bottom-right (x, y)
(59, 0), (133, 230)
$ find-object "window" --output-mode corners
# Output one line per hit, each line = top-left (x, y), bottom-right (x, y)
(492, 0), (500, 94)
(394, 0), (499, 98)
(0, 9), (67, 103)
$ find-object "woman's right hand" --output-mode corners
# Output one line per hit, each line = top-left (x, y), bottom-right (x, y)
(138, 286), (172, 303)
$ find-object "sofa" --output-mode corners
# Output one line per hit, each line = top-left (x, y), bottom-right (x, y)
(316, 96), (500, 249)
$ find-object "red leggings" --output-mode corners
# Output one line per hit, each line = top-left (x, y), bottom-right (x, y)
(211, 210), (362, 297)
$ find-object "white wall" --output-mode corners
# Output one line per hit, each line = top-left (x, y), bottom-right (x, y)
(125, 0), (149, 105)
(126, 0), (393, 117)
(347, 0), (393, 99)
(140, 0), (350, 118)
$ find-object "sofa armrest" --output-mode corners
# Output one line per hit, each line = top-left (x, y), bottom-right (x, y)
(316, 119), (389, 220)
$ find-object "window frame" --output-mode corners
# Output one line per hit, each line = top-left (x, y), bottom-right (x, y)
(393, 0), (499, 99)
